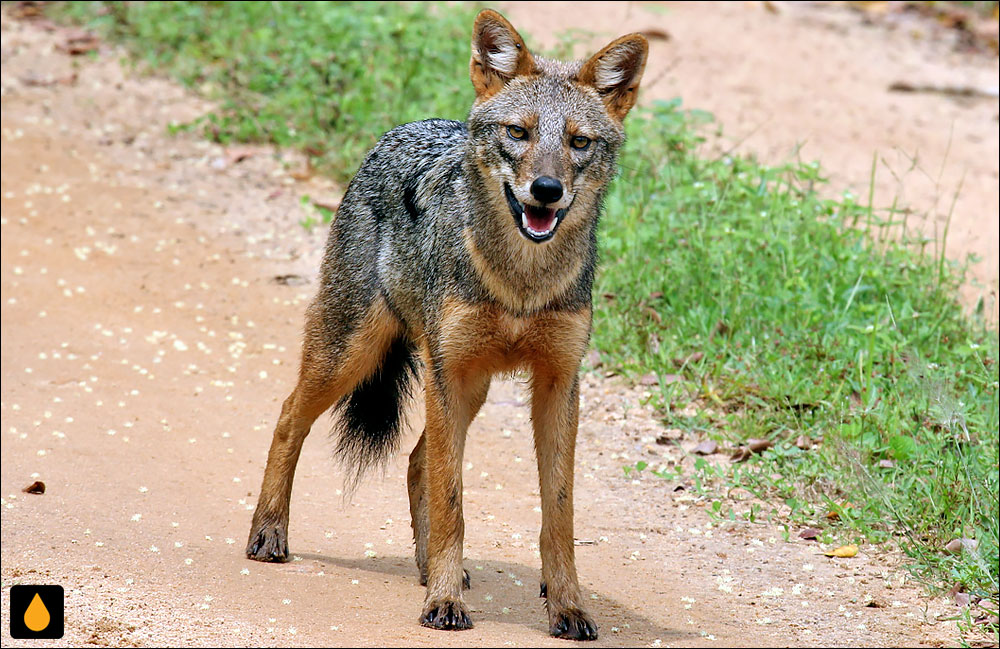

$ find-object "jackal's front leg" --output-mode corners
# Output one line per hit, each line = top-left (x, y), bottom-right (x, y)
(418, 371), (489, 631)
(532, 371), (598, 641)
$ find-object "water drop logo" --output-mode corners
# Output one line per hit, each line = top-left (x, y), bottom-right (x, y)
(24, 593), (51, 631)
(10, 585), (64, 639)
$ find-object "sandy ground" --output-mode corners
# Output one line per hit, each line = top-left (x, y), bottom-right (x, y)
(1, 3), (993, 647)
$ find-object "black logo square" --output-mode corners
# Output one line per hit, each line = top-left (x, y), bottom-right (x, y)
(9, 585), (64, 639)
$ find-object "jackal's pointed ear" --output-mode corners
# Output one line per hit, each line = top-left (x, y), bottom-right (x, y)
(577, 34), (649, 121)
(470, 10), (536, 102)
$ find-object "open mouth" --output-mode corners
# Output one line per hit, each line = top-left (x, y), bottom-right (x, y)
(504, 183), (567, 243)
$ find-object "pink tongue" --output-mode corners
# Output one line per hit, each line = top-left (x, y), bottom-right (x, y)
(525, 206), (557, 232)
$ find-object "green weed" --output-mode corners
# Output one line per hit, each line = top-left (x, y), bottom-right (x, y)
(55, 1), (480, 183)
(603, 99), (998, 627)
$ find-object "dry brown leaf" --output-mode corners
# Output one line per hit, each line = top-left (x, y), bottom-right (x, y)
(639, 373), (658, 386)
(823, 544), (858, 558)
(22, 480), (45, 494)
(644, 307), (662, 325)
(747, 438), (772, 453)
(878, 459), (895, 468)
(225, 147), (258, 165)
(730, 447), (752, 463)
(825, 501), (855, 520)
(311, 198), (341, 213)
(271, 274), (308, 287)
(794, 435), (812, 450)
(57, 29), (100, 56)
(798, 527), (821, 540)
(639, 28), (670, 41)
(692, 440), (718, 456)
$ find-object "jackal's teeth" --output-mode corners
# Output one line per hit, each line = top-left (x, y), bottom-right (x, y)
(521, 211), (551, 237)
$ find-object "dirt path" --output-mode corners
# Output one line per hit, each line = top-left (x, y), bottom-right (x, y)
(0, 6), (979, 647)
(504, 0), (999, 320)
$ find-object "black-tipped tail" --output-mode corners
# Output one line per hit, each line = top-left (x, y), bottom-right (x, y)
(333, 337), (418, 489)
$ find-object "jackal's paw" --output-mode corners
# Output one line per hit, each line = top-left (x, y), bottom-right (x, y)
(420, 598), (474, 631)
(245, 524), (289, 563)
(549, 607), (598, 641)
(420, 569), (470, 590)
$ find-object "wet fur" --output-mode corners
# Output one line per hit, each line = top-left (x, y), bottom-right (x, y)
(246, 9), (647, 641)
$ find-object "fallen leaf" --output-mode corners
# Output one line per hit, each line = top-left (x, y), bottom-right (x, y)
(795, 435), (812, 450)
(747, 438), (772, 453)
(730, 447), (752, 463)
(22, 481), (45, 494)
(10, 1), (44, 20)
(825, 501), (855, 520)
(692, 440), (718, 455)
(823, 544), (858, 558)
(673, 351), (705, 366)
(311, 198), (340, 213)
(56, 29), (100, 56)
(889, 81), (999, 99)
(944, 538), (978, 554)
(639, 373), (658, 386)
(878, 459), (895, 468)
(644, 307), (662, 325)
(798, 527), (821, 540)
(955, 592), (971, 608)
(648, 291), (663, 300)
(655, 430), (682, 445)
(288, 166), (314, 181)
(639, 27), (670, 41)
(225, 146), (258, 165)
(271, 274), (308, 286)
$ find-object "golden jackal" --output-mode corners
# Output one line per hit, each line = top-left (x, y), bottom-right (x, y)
(247, 9), (647, 640)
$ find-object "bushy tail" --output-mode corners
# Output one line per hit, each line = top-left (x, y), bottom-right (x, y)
(332, 337), (419, 491)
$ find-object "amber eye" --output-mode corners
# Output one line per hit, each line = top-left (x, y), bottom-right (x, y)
(570, 135), (592, 150)
(506, 125), (528, 140)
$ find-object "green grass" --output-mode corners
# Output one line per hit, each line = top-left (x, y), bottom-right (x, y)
(54, 1), (480, 182)
(605, 101), (998, 633)
(56, 1), (999, 637)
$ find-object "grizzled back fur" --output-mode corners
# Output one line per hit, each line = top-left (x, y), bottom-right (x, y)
(324, 10), (648, 479)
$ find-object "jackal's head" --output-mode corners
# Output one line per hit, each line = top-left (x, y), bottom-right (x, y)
(466, 10), (647, 245)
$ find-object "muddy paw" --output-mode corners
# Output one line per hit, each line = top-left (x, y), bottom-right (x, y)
(420, 599), (474, 631)
(245, 525), (289, 563)
(420, 568), (470, 590)
(549, 607), (598, 641)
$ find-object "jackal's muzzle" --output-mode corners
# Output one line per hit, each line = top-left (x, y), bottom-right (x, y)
(504, 183), (568, 243)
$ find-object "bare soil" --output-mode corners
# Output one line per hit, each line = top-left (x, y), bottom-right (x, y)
(2, 3), (993, 647)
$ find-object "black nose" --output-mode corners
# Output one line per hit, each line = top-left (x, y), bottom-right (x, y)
(530, 176), (563, 204)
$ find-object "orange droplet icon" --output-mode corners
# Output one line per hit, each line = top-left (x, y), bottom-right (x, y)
(24, 592), (51, 632)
